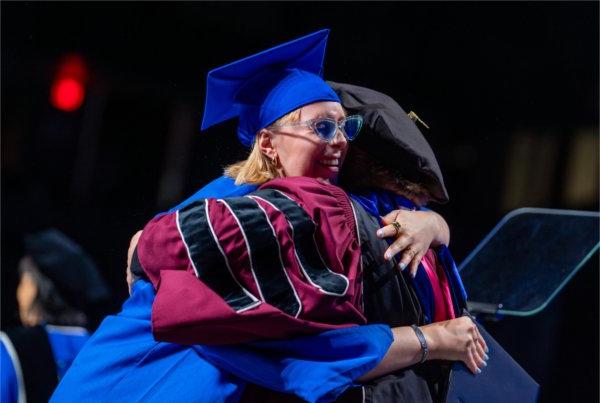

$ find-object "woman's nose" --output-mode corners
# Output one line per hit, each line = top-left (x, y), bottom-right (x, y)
(329, 127), (348, 147)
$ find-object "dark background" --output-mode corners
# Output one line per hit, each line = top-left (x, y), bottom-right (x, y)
(2, 2), (598, 402)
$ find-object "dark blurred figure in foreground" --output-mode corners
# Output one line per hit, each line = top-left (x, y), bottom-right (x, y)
(1, 229), (110, 403)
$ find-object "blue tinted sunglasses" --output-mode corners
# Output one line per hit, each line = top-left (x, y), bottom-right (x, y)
(272, 115), (363, 142)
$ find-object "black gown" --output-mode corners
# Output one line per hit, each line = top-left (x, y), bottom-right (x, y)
(242, 199), (457, 403)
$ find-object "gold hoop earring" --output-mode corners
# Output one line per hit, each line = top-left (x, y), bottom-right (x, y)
(271, 155), (279, 167)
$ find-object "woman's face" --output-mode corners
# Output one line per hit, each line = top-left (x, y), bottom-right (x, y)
(269, 101), (348, 184)
(17, 257), (41, 326)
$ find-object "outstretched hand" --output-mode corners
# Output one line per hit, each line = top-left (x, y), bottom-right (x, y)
(377, 209), (450, 276)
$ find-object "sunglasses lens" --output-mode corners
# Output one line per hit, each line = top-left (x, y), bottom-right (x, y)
(343, 116), (363, 140)
(314, 119), (338, 141)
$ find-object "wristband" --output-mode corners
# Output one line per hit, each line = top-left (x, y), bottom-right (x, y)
(411, 324), (429, 364)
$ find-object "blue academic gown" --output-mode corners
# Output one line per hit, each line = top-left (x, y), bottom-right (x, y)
(1, 325), (89, 403)
(0, 333), (21, 403)
(51, 177), (394, 403)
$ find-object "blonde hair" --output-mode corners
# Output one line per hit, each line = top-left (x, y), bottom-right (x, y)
(224, 109), (302, 185)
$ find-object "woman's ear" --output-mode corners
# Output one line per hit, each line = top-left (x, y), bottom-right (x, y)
(257, 129), (277, 160)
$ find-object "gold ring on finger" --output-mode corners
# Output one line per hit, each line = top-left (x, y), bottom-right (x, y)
(391, 221), (402, 237)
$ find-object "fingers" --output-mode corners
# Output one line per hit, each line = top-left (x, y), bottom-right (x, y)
(380, 230), (426, 276)
(407, 251), (425, 277)
(380, 210), (400, 226)
(468, 321), (488, 374)
(473, 325), (489, 371)
(377, 223), (402, 239)
(474, 324), (489, 355)
(126, 230), (143, 295)
(429, 317), (489, 375)
(383, 234), (412, 261)
(377, 209), (433, 276)
(466, 344), (481, 374)
(127, 230), (143, 268)
(472, 339), (487, 371)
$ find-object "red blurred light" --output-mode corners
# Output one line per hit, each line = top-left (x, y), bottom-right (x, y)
(50, 54), (88, 112)
(51, 78), (86, 112)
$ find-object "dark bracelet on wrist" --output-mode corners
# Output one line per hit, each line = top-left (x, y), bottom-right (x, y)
(411, 324), (429, 364)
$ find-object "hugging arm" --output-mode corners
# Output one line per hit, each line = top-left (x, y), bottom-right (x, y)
(359, 316), (488, 381)
(126, 208), (452, 294)
(126, 179), (485, 378)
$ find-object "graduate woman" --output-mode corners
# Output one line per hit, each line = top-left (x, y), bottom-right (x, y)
(1, 229), (110, 403)
(52, 30), (486, 403)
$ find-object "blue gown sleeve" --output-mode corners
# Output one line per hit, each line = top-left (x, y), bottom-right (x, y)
(197, 325), (392, 402)
(44, 326), (90, 379)
(52, 280), (392, 403)
(1, 334), (22, 403)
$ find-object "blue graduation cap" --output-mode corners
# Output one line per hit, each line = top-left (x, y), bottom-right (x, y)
(201, 29), (341, 147)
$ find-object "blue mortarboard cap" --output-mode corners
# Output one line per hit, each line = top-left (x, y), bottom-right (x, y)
(201, 29), (341, 147)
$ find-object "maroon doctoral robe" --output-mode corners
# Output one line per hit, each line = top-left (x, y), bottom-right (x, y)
(136, 177), (366, 345)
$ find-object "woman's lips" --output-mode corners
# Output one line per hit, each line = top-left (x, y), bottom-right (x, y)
(317, 158), (341, 171)
(318, 158), (340, 166)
